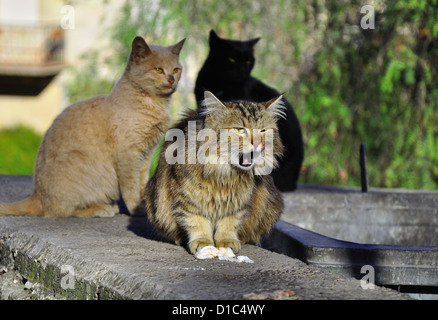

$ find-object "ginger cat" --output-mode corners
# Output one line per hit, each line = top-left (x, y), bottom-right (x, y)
(145, 91), (284, 255)
(0, 36), (185, 217)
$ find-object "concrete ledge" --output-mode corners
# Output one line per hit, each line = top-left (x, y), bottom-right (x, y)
(0, 175), (409, 300)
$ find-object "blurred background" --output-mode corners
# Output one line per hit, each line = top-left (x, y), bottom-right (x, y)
(0, 0), (437, 190)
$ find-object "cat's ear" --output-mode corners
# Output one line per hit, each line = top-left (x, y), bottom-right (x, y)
(265, 95), (287, 120)
(247, 37), (260, 48)
(200, 91), (226, 116)
(132, 36), (151, 63)
(170, 38), (186, 56)
(209, 30), (219, 40)
(209, 30), (221, 47)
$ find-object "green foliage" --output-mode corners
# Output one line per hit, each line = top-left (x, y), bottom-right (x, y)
(295, 0), (438, 189)
(65, 51), (117, 104)
(0, 126), (42, 175)
(65, 0), (438, 190)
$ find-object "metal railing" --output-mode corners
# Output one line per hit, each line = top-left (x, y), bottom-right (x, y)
(0, 24), (64, 67)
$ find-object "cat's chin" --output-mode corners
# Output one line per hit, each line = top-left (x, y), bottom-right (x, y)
(235, 163), (254, 171)
(157, 86), (176, 97)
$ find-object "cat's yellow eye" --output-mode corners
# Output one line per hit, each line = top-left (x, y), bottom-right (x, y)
(155, 67), (164, 74)
(173, 68), (180, 74)
(228, 57), (236, 63)
(233, 127), (246, 135)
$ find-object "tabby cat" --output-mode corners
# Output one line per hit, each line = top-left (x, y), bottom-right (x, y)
(195, 30), (303, 191)
(144, 91), (284, 255)
(0, 36), (185, 217)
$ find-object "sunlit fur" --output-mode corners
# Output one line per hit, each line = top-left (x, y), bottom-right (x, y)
(144, 91), (284, 255)
(0, 36), (185, 217)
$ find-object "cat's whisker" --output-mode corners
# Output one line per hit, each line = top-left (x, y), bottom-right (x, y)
(146, 94), (284, 255)
(194, 30), (303, 192)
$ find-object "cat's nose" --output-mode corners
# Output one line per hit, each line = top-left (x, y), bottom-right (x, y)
(251, 136), (261, 148)
(168, 76), (175, 85)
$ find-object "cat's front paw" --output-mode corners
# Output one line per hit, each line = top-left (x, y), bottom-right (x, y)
(215, 239), (241, 254)
(189, 238), (214, 255)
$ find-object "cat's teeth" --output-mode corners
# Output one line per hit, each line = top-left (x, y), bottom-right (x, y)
(239, 153), (253, 167)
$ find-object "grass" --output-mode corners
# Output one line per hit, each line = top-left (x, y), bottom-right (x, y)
(0, 126), (42, 175)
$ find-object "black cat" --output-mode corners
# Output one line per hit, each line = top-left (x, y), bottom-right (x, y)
(195, 30), (304, 191)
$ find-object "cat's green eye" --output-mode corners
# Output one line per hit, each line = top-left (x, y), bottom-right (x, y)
(155, 67), (164, 74)
(228, 57), (236, 64)
(233, 127), (246, 135)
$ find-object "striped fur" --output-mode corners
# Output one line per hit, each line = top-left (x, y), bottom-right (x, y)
(144, 91), (284, 254)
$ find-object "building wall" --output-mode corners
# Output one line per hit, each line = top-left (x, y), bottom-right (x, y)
(0, 79), (62, 133)
(0, 0), (124, 134)
(0, 0), (39, 25)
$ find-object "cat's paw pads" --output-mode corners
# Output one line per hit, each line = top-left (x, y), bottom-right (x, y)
(215, 239), (241, 254)
(189, 238), (214, 255)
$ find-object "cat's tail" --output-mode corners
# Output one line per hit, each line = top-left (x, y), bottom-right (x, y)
(0, 194), (43, 216)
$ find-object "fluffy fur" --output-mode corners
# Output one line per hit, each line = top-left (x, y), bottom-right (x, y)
(195, 30), (304, 191)
(144, 91), (284, 254)
(0, 36), (185, 217)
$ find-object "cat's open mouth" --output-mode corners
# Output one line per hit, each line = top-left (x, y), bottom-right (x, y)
(238, 152), (255, 170)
